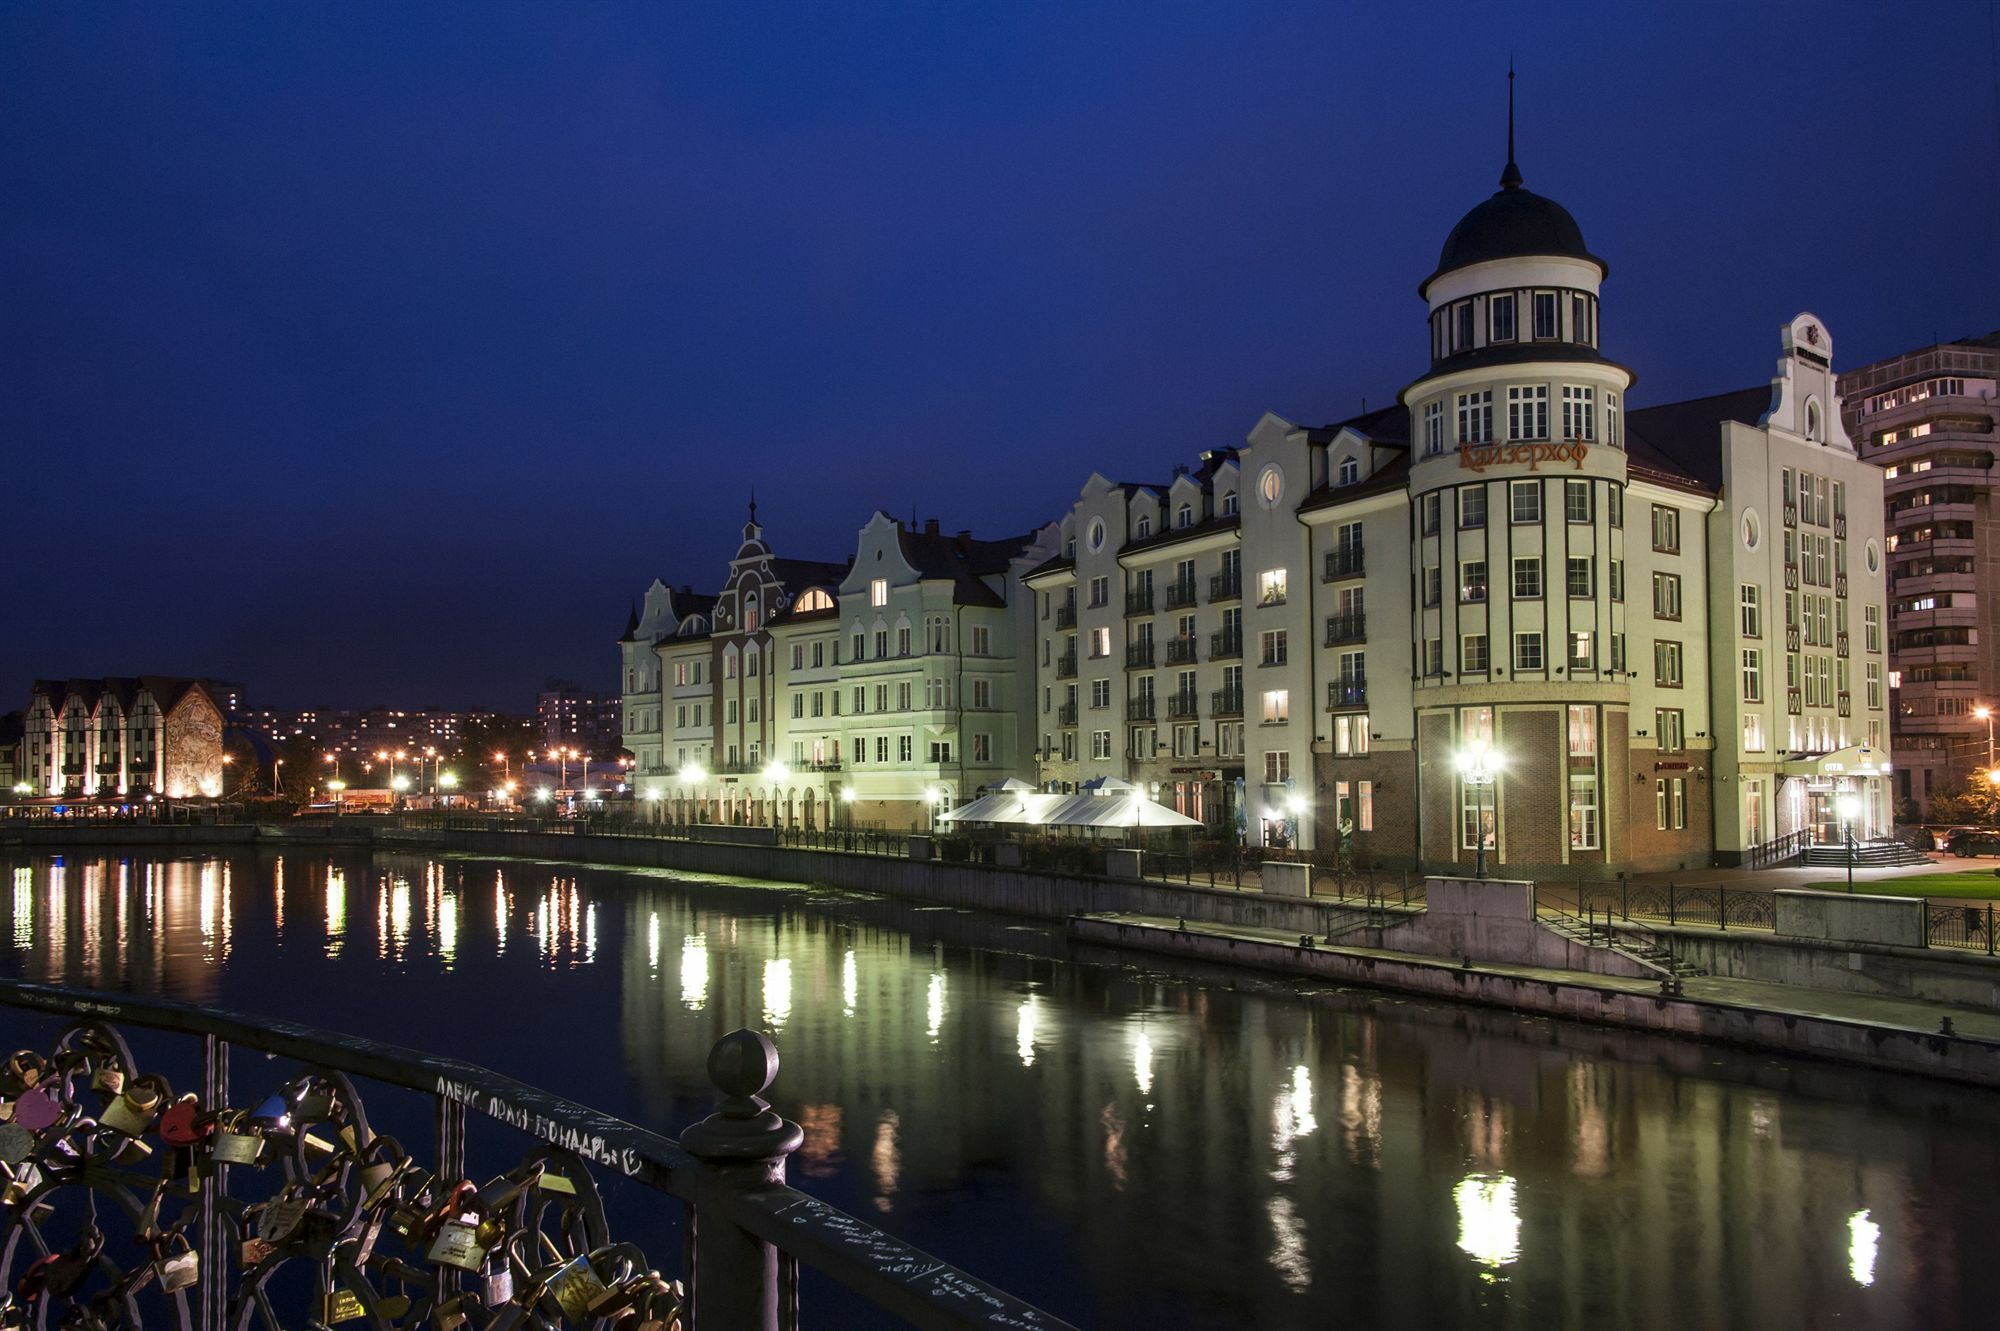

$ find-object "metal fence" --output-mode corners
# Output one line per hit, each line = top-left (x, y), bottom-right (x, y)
(1538, 881), (1777, 932)
(1926, 902), (1999, 954)
(0, 980), (1073, 1331)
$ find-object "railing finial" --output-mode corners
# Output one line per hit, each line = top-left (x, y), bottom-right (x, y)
(681, 1029), (804, 1164)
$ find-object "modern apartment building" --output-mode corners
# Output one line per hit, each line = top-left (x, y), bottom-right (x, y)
(1024, 149), (1890, 874)
(1839, 332), (2000, 814)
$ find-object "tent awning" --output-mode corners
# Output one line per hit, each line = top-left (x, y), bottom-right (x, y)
(1779, 744), (1894, 779)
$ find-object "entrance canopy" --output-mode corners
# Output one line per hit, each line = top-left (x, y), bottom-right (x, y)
(1779, 744), (1893, 779)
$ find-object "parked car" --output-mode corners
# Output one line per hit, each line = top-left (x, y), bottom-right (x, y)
(1944, 828), (2000, 857)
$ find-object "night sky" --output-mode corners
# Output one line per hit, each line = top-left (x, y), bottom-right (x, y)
(5, 3), (1996, 710)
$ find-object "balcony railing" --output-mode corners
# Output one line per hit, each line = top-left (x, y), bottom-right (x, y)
(1126, 641), (1155, 669)
(1054, 604), (1077, 629)
(1208, 572), (1241, 602)
(1327, 680), (1368, 709)
(1325, 613), (1366, 645)
(1210, 630), (1242, 660)
(1163, 580), (1199, 610)
(1324, 548), (1365, 580)
(1057, 701), (1079, 725)
(1125, 588), (1154, 616)
(1167, 692), (1200, 719)
(0, 980), (1071, 1331)
(1165, 637), (1198, 665)
(1056, 652), (1077, 678)
(1211, 688), (1244, 718)
(1126, 697), (1156, 722)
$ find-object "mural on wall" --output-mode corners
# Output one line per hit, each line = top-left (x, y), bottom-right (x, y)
(164, 694), (224, 798)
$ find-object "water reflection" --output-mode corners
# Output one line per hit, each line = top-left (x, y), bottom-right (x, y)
(0, 849), (1994, 1331)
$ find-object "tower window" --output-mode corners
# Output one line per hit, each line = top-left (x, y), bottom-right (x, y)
(1454, 301), (1475, 351)
(1571, 293), (1593, 346)
(1533, 292), (1558, 340)
(1490, 293), (1516, 343)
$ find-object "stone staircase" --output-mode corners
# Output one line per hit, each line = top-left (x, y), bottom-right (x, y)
(1542, 914), (1707, 980)
(1801, 839), (1934, 869)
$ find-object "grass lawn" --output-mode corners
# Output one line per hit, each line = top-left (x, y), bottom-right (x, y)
(1804, 870), (2000, 900)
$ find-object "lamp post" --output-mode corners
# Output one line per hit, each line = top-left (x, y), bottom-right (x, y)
(840, 786), (856, 834)
(1977, 706), (1996, 769)
(1454, 741), (1500, 879)
(1836, 792), (1861, 892)
(679, 762), (707, 828)
(924, 786), (941, 834)
(763, 761), (792, 829)
(327, 779), (346, 814)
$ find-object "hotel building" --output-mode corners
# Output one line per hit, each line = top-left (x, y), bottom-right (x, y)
(18, 678), (227, 800)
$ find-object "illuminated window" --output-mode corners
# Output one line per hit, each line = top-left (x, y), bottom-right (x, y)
(796, 588), (833, 613)
(869, 579), (888, 607)
(1258, 569), (1287, 606)
(1262, 690), (1289, 723)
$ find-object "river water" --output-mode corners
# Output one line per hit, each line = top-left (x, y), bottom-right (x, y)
(0, 847), (1991, 1329)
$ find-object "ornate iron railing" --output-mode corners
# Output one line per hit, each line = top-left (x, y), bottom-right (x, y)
(0, 982), (1073, 1331)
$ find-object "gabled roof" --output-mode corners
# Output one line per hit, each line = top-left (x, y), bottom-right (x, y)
(896, 526), (1042, 608)
(1296, 452), (1413, 514)
(768, 557), (851, 595)
(1627, 386), (1771, 494)
(1312, 403), (1412, 446)
(1021, 553), (1075, 582)
(1119, 512), (1239, 557)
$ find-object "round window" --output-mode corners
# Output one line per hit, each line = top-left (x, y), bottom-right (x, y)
(1258, 464), (1284, 508)
(1865, 539), (1881, 575)
(1741, 509), (1760, 551)
(1087, 517), (1107, 553)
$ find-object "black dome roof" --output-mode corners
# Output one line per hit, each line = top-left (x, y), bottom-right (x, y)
(1420, 173), (1606, 297)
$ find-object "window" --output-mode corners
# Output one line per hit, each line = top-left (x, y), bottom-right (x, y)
(1568, 631), (1594, 670)
(791, 693), (804, 720)
(1864, 605), (1881, 654)
(1567, 705), (1596, 755)
(1560, 482), (1590, 527)
(1569, 776), (1599, 850)
(1259, 465), (1284, 506)
(1461, 634), (1489, 673)
(1605, 393), (1621, 449)
(1356, 780), (1374, 832)
(1490, 293), (1516, 342)
(1742, 648), (1763, 701)
(1259, 629), (1288, 666)
(1513, 556), (1543, 599)
(1866, 662), (1882, 710)
(1743, 714), (1765, 752)
(1508, 385), (1549, 440)
(1221, 491), (1238, 516)
(1462, 776), (1495, 851)
(1459, 486), (1487, 528)
(1461, 560), (1488, 602)
(1533, 291), (1558, 339)
(1333, 713), (1370, 754)
(1653, 572), (1682, 620)
(1420, 492), (1441, 535)
(1607, 485), (1623, 527)
(1135, 513), (1152, 539)
(929, 740), (952, 764)
(745, 647), (761, 677)
(1424, 402), (1444, 457)
(1655, 640), (1684, 687)
(1423, 637), (1444, 676)
(1457, 390), (1493, 444)
(726, 699), (738, 724)
(898, 735), (913, 763)
(1262, 690), (1290, 724)
(1090, 679), (1111, 708)
(1258, 569), (1287, 606)
(1651, 505), (1680, 554)
(1453, 301), (1474, 350)
(1571, 293), (1593, 346)
(1740, 585), (1762, 639)
(870, 578), (888, 607)
(1089, 575), (1109, 607)
(875, 629), (889, 658)
(1566, 557), (1593, 599)
(1610, 633), (1626, 672)
(1091, 730), (1112, 760)
(1264, 750), (1292, 783)
(1422, 566), (1441, 607)
(1655, 777), (1687, 831)
(1655, 708), (1685, 751)
(1561, 387), (1595, 442)
(1514, 632), (1544, 671)
(1090, 627), (1111, 658)
(1510, 480), (1541, 524)
(1177, 504), (1193, 528)
(897, 626), (912, 655)
(897, 681), (913, 710)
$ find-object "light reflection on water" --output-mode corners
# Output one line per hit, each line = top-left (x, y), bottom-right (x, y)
(0, 848), (1994, 1331)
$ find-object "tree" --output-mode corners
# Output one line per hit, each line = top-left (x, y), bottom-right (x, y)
(1927, 771), (2000, 827)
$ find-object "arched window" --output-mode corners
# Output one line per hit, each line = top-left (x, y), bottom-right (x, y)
(743, 593), (760, 632)
(1805, 397), (1823, 443)
(796, 587), (834, 613)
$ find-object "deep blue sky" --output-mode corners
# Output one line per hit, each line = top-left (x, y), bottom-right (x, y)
(5, 2), (1996, 709)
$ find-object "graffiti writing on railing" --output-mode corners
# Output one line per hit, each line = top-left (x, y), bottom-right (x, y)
(433, 1075), (647, 1176)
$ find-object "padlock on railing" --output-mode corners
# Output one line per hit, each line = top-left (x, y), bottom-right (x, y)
(209, 1110), (263, 1166)
(99, 1073), (169, 1138)
(0, 1052), (46, 1099)
(153, 1234), (198, 1294)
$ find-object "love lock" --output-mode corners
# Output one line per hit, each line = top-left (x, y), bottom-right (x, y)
(10, 1087), (62, 1134)
(158, 1096), (208, 1148)
(99, 1075), (168, 1138)
(0, 1126), (34, 1169)
(209, 1112), (262, 1166)
(254, 1194), (310, 1247)
(547, 1254), (609, 1325)
(426, 1219), (487, 1272)
(154, 1235), (198, 1294)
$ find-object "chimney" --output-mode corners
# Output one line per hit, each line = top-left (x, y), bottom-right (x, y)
(924, 518), (940, 536)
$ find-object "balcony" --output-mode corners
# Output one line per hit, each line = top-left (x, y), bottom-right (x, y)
(1167, 692), (1200, 719)
(1208, 572), (1241, 602)
(1055, 652), (1077, 679)
(1126, 641), (1155, 669)
(1325, 613), (1366, 645)
(1057, 702), (1079, 726)
(1324, 548), (1365, 581)
(1125, 588), (1155, 617)
(1326, 680), (1368, 709)
(1211, 688), (1244, 718)
(1054, 604), (1077, 629)
(1210, 630), (1242, 660)
(1165, 637), (1198, 665)
(1126, 697), (1156, 722)
(1164, 580), (1199, 610)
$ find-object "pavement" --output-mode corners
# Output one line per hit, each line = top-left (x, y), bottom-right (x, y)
(1086, 911), (2000, 1043)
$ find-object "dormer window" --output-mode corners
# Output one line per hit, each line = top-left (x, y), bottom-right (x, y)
(1532, 292), (1558, 340)
(1176, 504), (1193, 528)
(1490, 294), (1516, 343)
(1221, 490), (1238, 516)
(1337, 456), (1360, 485)
(1136, 513), (1152, 539)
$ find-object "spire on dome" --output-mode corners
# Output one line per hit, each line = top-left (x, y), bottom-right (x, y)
(1499, 62), (1523, 191)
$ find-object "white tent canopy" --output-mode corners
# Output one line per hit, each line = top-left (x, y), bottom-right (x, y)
(937, 781), (1199, 830)
(1042, 792), (1201, 829)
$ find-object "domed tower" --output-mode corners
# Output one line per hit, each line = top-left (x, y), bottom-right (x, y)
(1400, 86), (1638, 877)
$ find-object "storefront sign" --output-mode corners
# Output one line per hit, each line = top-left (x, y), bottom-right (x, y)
(1459, 441), (1589, 474)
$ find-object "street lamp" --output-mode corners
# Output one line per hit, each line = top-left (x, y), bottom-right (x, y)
(1977, 706), (1996, 769)
(1454, 741), (1501, 879)
(327, 779), (346, 813)
(1285, 792), (1310, 850)
(439, 771), (458, 806)
(1836, 792), (1862, 892)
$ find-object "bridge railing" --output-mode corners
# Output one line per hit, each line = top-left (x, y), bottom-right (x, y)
(0, 980), (1073, 1331)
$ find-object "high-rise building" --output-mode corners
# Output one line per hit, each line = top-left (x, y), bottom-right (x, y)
(1839, 332), (2000, 814)
(536, 681), (624, 759)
